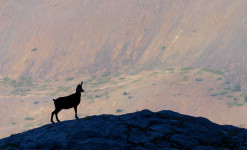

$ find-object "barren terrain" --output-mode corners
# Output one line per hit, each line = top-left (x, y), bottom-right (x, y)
(1, 68), (247, 138)
(1, 0), (247, 139)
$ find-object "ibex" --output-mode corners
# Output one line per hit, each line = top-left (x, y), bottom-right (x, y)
(51, 81), (84, 123)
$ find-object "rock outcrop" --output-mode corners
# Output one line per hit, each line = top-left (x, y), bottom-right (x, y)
(0, 110), (247, 149)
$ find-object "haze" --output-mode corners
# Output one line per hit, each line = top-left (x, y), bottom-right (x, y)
(0, 0), (247, 138)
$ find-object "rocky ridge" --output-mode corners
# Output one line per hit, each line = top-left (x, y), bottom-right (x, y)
(1, 110), (247, 149)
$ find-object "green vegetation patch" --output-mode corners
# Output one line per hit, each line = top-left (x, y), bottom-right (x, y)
(66, 77), (74, 81)
(1, 76), (33, 87)
(102, 72), (111, 77)
(11, 88), (31, 96)
(118, 85), (126, 89)
(235, 103), (244, 106)
(119, 77), (126, 80)
(95, 94), (103, 98)
(242, 93), (247, 102)
(1, 77), (11, 84)
(226, 95), (233, 98)
(18, 76), (33, 86)
(219, 91), (228, 95)
(182, 76), (188, 81)
(115, 72), (122, 77)
(170, 81), (177, 86)
(202, 68), (224, 75)
(161, 46), (166, 50)
(172, 93), (182, 96)
(164, 68), (174, 72)
(232, 85), (241, 92)
(123, 91), (129, 95)
(180, 67), (194, 72)
(195, 78), (203, 82)
(116, 109), (123, 113)
(20, 92), (27, 96)
(38, 84), (48, 91)
(236, 103), (243, 107)
(210, 94), (218, 97)
(224, 87), (230, 90)
(208, 88), (214, 91)
(94, 77), (111, 86)
(227, 102), (244, 108)
(132, 79), (141, 83)
(25, 117), (35, 121)
(31, 48), (37, 52)
(195, 71), (203, 75)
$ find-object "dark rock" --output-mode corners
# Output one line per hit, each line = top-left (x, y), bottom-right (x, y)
(149, 124), (172, 134)
(69, 138), (126, 150)
(1, 110), (247, 149)
(170, 134), (200, 148)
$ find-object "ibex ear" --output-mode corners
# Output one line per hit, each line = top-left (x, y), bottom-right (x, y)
(81, 81), (83, 85)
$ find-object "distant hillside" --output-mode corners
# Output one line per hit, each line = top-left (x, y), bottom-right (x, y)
(2, 69), (247, 139)
(0, 0), (247, 85)
(0, 110), (247, 149)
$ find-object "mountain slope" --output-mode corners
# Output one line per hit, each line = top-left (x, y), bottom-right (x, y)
(1, 110), (247, 149)
(2, 69), (247, 140)
(0, 0), (247, 83)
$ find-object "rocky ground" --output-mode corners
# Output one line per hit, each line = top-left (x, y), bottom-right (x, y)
(0, 110), (247, 149)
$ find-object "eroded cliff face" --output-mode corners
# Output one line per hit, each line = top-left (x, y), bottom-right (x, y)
(1, 110), (247, 149)
(0, 0), (247, 81)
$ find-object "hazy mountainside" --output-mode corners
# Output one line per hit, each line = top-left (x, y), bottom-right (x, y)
(0, 0), (247, 84)
(1, 110), (247, 149)
(1, 0), (247, 143)
(2, 68), (247, 139)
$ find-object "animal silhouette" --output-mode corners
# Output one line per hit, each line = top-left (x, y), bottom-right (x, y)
(51, 81), (84, 123)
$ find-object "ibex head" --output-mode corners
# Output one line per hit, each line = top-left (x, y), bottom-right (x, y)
(76, 81), (84, 93)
